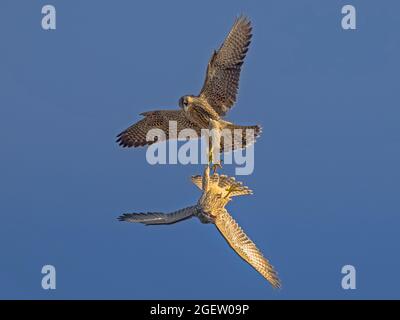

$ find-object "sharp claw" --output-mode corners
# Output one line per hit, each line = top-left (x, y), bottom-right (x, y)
(224, 183), (240, 198)
(212, 162), (223, 174)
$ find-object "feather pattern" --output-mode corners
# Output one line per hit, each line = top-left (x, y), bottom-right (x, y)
(214, 209), (281, 288)
(200, 16), (253, 116)
(118, 206), (197, 225)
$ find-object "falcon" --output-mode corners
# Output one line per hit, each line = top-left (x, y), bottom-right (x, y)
(118, 165), (281, 288)
(116, 16), (261, 152)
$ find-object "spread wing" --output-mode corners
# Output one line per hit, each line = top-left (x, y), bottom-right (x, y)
(116, 110), (201, 148)
(199, 16), (252, 116)
(191, 174), (252, 197)
(118, 206), (197, 225)
(214, 209), (281, 288)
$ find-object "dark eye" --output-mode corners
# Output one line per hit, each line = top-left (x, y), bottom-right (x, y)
(183, 100), (188, 106)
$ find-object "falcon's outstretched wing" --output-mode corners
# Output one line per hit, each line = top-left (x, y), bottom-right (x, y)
(116, 110), (200, 148)
(118, 206), (197, 225)
(199, 16), (252, 116)
(214, 209), (281, 288)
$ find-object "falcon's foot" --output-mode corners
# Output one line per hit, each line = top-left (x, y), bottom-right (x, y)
(224, 183), (241, 199)
(208, 139), (222, 173)
(212, 161), (223, 174)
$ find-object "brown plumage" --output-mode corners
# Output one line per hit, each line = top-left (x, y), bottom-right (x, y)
(116, 16), (261, 151)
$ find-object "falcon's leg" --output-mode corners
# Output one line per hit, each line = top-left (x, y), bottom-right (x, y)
(208, 139), (213, 165)
(224, 183), (242, 199)
(202, 164), (210, 191)
(208, 137), (222, 173)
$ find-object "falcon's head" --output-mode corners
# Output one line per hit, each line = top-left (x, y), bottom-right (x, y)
(178, 95), (195, 111)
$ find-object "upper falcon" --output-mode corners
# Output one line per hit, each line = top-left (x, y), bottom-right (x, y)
(117, 17), (261, 152)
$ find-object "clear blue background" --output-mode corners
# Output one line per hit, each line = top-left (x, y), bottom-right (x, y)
(0, 0), (399, 299)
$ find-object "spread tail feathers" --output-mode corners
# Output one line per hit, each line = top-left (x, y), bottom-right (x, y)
(219, 122), (261, 152)
(191, 173), (253, 197)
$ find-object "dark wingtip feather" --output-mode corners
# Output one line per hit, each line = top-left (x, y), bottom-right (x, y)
(116, 132), (151, 148)
(118, 214), (129, 222)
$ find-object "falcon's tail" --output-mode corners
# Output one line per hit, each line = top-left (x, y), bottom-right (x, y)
(191, 174), (253, 197)
(219, 121), (261, 152)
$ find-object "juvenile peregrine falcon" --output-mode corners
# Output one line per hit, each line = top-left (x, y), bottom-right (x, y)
(117, 16), (261, 151)
(118, 165), (281, 288)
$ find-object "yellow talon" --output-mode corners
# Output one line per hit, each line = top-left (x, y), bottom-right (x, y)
(212, 162), (222, 174)
(224, 184), (239, 198)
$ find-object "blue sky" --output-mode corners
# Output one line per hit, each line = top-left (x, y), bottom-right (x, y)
(0, 0), (399, 299)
